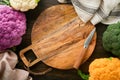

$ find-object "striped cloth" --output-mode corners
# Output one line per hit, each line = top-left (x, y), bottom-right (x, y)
(57, 0), (120, 25)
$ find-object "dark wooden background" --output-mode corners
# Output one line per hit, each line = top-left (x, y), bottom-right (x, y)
(16, 0), (112, 80)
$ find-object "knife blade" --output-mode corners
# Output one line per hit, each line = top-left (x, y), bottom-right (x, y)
(73, 27), (96, 69)
(84, 27), (96, 48)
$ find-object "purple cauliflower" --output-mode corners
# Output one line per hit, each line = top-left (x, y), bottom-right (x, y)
(0, 5), (26, 51)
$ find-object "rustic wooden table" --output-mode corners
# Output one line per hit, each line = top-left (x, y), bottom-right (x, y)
(16, 0), (112, 80)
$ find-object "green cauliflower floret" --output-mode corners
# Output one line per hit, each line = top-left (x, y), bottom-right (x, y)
(102, 22), (120, 57)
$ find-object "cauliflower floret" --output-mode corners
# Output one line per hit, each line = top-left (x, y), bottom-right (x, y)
(0, 5), (26, 51)
(9, 0), (40, 11)
(89, 58), (120, 80)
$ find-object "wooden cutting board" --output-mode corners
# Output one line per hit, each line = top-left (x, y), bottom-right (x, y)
(20, 4), (97, 69)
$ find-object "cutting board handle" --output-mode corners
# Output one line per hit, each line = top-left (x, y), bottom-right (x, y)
(20, 45), (33, 67)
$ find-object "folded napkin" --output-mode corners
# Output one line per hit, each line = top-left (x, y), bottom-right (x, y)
(58, 0), (120, 25)
(0, 50), (32, 80)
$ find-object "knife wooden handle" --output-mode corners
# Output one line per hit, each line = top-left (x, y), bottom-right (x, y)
(73, 47), (88, 69)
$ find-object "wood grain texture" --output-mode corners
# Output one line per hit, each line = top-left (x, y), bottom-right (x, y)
(20, 5), (96, 69)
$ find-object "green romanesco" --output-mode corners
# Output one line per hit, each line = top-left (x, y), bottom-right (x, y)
(102, 22), (120, 57)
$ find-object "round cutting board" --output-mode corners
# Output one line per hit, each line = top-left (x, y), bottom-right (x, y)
(20, 4), (97, 69)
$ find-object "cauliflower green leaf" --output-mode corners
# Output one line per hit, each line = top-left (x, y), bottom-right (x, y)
(35, 0), (40, 3)
(0, 0), (10, 5)
(78, 70), (89, 80)
(107, 57), (113, 60)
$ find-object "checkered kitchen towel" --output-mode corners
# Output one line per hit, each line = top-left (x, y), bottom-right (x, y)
(58, 0), (120, 25)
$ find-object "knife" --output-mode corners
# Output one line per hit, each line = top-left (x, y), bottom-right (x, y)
(73, 27), (96, 69)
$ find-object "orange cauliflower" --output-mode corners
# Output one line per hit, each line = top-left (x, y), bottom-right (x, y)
(89, 58), (120, 80)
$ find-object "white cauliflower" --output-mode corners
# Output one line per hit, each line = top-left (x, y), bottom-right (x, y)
(9, 0), (40, 11)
